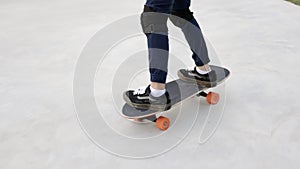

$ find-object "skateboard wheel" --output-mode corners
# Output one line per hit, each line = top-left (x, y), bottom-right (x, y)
(156, 116), (170, 131)
(133, 118), (143, 122)
(206, 92), (220, 105)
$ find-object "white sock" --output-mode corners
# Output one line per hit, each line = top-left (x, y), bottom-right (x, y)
(150, 86), (166, 97)
(196, 67), (211, 75)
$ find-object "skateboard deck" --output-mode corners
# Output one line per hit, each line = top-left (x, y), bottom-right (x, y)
(121, 65), (230, 130)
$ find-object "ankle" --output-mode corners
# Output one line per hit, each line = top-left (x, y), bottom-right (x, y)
(196, 67), (211, 75)
(150, 82), (165, 90)
(150, 86), (166, 97)
(196, 65), (211, 73)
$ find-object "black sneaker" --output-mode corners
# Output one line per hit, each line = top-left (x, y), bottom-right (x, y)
(123, 85), (171, 111)
(177, 67), (217, 87)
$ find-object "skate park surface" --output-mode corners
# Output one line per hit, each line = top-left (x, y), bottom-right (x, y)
(1, 0), (300, 168)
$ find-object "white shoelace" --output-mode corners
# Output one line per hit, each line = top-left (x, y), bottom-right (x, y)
(133, 86), (147, 95)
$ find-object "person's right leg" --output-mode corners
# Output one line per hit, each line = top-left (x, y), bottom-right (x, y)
(123, 2), (173, 111)
(142, 2), (174, 91)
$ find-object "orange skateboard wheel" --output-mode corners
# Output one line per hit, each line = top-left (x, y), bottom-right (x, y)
(156, 116), (170, 131)
(206, 92), (220, 105)
(133, 118), (143, 122)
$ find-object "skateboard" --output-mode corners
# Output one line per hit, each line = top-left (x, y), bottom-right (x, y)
(121, 65), (230, 131)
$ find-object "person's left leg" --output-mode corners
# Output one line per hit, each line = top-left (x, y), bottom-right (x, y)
(170, 0), (210, 68)
(170, 0), (217, 86)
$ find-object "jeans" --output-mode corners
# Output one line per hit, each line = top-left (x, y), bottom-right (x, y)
(144, 0), (210, 83)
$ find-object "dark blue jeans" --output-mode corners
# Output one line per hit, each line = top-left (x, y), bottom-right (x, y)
(144, 0), (210, 83)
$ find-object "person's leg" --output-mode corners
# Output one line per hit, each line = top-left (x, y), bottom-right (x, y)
(181, 17), (211, 72)
(170, 0), (210, 70)
(170, 0), (217, 86)
(122, 2), (174, 111)
(141, 2), (173, 92)
(145, 0), (174, 13)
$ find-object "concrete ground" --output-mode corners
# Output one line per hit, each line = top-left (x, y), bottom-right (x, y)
(1, 0), (300, 168)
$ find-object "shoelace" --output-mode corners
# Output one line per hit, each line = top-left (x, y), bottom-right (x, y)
(133, 86), (147, 95)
